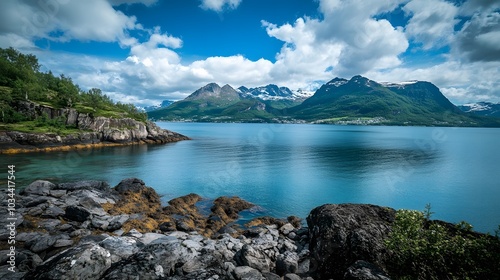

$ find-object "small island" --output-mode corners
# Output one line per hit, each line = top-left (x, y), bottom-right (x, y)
(1, 178), (499, 279)
(0, 48), (188, 154)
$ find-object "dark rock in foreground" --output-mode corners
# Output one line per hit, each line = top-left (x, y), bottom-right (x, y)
(307, 204), (395, 279)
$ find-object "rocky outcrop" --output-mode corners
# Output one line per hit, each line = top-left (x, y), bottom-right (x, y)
(4, 178), (497, 279)
(306, 204), (396, 279)
(1, 178), (309, 280)
(0, 101), (189, 153)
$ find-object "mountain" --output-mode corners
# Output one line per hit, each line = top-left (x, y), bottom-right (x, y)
(290, 75), (491, 126)
(238, 84), (313, 101)
(147, 83), (282, 122)
(142, 100), (174, 112)
(458, 102), (500, 117)
(148, 77), (500, 126)
(237, 84), (313, 110)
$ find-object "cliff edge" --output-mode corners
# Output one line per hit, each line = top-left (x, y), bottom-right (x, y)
(0, 101), (189, 153)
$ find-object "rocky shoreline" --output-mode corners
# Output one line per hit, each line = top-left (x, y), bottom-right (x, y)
(0, 101), (190, 154)
(1, 178), (498, 279)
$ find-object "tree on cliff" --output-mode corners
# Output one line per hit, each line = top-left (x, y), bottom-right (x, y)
(0, 47), (146, 125)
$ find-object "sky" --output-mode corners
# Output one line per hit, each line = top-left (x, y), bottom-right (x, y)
(0, 0), (499, 107)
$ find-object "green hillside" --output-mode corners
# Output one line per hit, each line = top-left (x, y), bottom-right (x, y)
(0, 47), (146, 133)
(290, 76), (498, 126)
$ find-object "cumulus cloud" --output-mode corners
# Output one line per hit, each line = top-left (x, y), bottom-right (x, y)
(199, 0), (242, 12)
(2, 0), (499, 106)
(403, 0), (459, 49)
(0, 0), (140, 48)
(264, 0), (408, 78)
(453, 12), (500, 62)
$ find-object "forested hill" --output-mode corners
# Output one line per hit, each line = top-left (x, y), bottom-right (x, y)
(0, 47), (146, 132)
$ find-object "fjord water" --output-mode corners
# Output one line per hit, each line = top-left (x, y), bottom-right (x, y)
(4, 123), (500, 233)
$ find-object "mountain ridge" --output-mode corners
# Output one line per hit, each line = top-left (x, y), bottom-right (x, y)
(147, 76), (500, 127)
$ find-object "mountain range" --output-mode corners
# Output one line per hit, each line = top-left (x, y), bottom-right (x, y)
(458, 102), (500, 118)
(147, 76), (500, 127)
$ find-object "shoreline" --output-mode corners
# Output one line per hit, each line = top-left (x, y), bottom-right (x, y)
(0, 134), (190, 154)
(1, 178), (498, 279)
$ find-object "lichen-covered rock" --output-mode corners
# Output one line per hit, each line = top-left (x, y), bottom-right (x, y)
(23, 243), (112, 280)
(344, 260), (392, 280)
(307, 203), (396, 279)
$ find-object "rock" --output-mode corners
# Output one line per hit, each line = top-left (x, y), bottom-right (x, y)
(307, 204), (396, 279)
(344, 260), (392, 280)
(107, 214), (130, 231)
(232, 266), (263, 280)
(49, 189), (67, 198)
(92, 216), (110, 231)
(41, 206), (65, 218)
(114, 178), (146, 194)
(182, 239), (203, 251)
(27, 234), (58, 253)
(54, 239), (74, 248)
(279, 223), (295, 235)
(23, 197), (49, 208)
(79, 196), (108, 216)
(39, 219), (62, 231)
(57, 180), (110, 192)
(140, 233), (169, 245)
(159, 221), (176, 232)
(21, 180), (55, 196)
(287, 216), (302, 228)
(0, 249), (42, 272)
(234, 244), (271, 272)
(276, 251), (299, 276)
(100, 236), (141, 263)
(64, 205), (91, 222)
(262, 271), (281, 280)
(24, 243), (112, 280)
(284, 273), (302, 280)
(100, 242), (197, 279)
(70, 228), (91, 238)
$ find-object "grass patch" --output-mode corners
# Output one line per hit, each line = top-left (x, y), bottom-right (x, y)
(0, 121), (82, 135)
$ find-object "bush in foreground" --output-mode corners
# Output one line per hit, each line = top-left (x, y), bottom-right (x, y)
(386, 205), (500, 279)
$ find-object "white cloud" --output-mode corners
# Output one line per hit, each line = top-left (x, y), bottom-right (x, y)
(199, 0), (242, 12)
(365, 59), (500, 104)
(403, 0), (459, 49)
(0, 0), (140, 48)
(264, 0), (408, 78)
(3, 0), (500, 107)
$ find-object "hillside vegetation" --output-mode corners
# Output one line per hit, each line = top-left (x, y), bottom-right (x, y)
(0, 47), (146, 133)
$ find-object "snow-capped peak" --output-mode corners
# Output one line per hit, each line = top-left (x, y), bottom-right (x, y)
(380, 80), (419, 87)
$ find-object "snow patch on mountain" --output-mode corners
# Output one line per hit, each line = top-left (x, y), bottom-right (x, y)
(239, 84), (313, 101)
(380, 81), (419, 87)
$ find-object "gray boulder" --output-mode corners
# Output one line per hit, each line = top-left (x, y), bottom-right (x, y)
(307, 204), (395, 279)
(344, 260), (392, 280)
(276, 251), (299, 276)
(234, 244), (271, 272)
(232, 266), (264, 280)
(64, 205), (91, 222)
(21, 180), (55, 196)
(23, 243), (112, 280)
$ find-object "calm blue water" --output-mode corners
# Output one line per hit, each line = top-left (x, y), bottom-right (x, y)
(2, 123), (499, 233)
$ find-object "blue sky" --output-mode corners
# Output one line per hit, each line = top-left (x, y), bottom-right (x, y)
(0, 0), (499, 106)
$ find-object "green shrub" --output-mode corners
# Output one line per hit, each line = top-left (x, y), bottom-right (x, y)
(386, 205), (500, 279)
